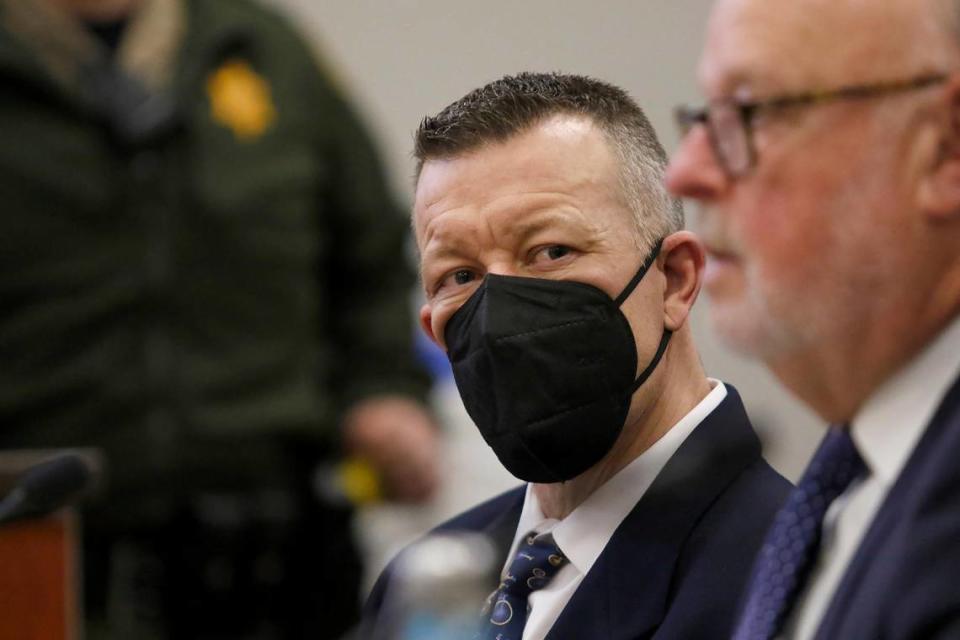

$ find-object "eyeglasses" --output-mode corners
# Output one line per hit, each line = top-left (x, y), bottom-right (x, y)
(674, 72), (949, 178)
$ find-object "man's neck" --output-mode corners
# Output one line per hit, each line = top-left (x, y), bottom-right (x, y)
(771, 280), (960, 425)
(534, 332), (712, 520)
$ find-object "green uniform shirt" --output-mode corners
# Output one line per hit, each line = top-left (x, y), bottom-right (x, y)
(0, 0), (429, 525)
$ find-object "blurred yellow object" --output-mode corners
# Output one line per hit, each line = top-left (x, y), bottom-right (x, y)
(206, 58), (276, 140)
(337, 458), (383, 505)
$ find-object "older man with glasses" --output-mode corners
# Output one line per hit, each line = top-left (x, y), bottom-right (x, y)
(666, 0), (960, 639)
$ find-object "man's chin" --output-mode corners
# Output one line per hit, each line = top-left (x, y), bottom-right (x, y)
(708, 299), (786, 360)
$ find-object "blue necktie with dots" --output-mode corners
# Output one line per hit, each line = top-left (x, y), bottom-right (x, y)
(478, 531), (568, 640)
(733, 426), (866, 640)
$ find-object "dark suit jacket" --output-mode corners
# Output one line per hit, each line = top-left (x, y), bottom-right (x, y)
(362, 386), (790, 639)
(813, 373), (960, 640)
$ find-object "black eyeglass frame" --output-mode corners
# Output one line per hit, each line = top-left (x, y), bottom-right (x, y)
(675, 72), (949, 178)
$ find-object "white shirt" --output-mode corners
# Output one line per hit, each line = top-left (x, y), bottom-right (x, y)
(501, 380), (729, 640)
(783, 314), (960, 640)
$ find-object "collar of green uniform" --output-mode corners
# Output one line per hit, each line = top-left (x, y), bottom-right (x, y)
(0, 0), (187, 92)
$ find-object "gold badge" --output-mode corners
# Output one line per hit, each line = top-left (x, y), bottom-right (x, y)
(206, 59), (276, 140)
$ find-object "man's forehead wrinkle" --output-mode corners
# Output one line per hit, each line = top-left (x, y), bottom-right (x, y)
(426, 180), (595, 228)
(491, 203), (600, 246)
(417, 194), (604, 284)
(423, 196), (592, 250)
(420, 208), (477, 256)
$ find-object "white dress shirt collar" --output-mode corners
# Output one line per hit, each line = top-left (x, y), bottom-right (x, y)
(506, 379), (728, 577)
(782, 314), (960, 640)
(852, 314), (960, 487)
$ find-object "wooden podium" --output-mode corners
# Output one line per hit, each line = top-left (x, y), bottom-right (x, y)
(0, 451), (96, 640)
(0, 511), (79, 640)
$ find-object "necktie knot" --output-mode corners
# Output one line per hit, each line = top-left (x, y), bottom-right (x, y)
(734, 427), (866, 640)
(499, 532), (568, 598)
(803, 426), (865, 497)
(479, 531), (568, 640)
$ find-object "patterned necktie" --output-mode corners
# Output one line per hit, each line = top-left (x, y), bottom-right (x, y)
(477, 531), (569, 640)
(733, 426), (866, 640)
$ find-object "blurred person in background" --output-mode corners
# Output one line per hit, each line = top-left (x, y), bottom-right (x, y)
(362, 72), (790, 640)
(0, 0), (439, 637)
(666, 0), (960, 637)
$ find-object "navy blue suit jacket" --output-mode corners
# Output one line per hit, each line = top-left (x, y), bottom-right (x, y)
(363, 387), (790, 639)
(812, 373), (960, 640)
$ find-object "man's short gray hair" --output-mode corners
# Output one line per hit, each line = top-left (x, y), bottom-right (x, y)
(414, 72), (684, 251)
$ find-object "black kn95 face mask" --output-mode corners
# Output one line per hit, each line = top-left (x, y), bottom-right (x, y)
(443, 239), (672, 483)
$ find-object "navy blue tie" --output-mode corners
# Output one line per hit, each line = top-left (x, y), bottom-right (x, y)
(733, 427), (866, 640)
(478, 531), (568, 640)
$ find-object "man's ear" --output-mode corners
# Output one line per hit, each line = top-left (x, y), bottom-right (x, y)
(419, 302), (443, 349)
(918, 78), (960, 221)
(660, 231), (705, 331)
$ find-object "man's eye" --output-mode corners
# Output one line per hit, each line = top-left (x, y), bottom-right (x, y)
(533, 245), (575, 264)
(453, 269), (475, 285)
(434, 269), (477, 295)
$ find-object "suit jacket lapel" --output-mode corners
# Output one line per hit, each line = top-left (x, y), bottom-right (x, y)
(813, 372), (960, 640)
(547, 387), (762, 640)
(482, 487), (527, 571)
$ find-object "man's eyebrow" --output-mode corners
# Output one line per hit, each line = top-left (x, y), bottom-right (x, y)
(499, 215), (559, 242)
(419, 205), (594, 277)
(503, 205), (595, 238)
(420, 241), (469, 266)
(418, 233), (476, 289)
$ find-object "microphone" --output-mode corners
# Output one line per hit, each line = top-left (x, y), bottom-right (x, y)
(0, 454), (93, 526)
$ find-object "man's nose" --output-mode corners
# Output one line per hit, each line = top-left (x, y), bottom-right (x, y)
(486, 262), (520, 278)
(664, 126), (728, 201)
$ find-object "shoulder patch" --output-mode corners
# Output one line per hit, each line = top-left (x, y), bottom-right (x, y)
(206, 58), (276, 140)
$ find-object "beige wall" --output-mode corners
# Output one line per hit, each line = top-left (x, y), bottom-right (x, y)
(264, 0), (824, 481)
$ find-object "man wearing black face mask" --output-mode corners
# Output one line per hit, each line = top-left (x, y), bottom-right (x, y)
(361, 73), (791, 640)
